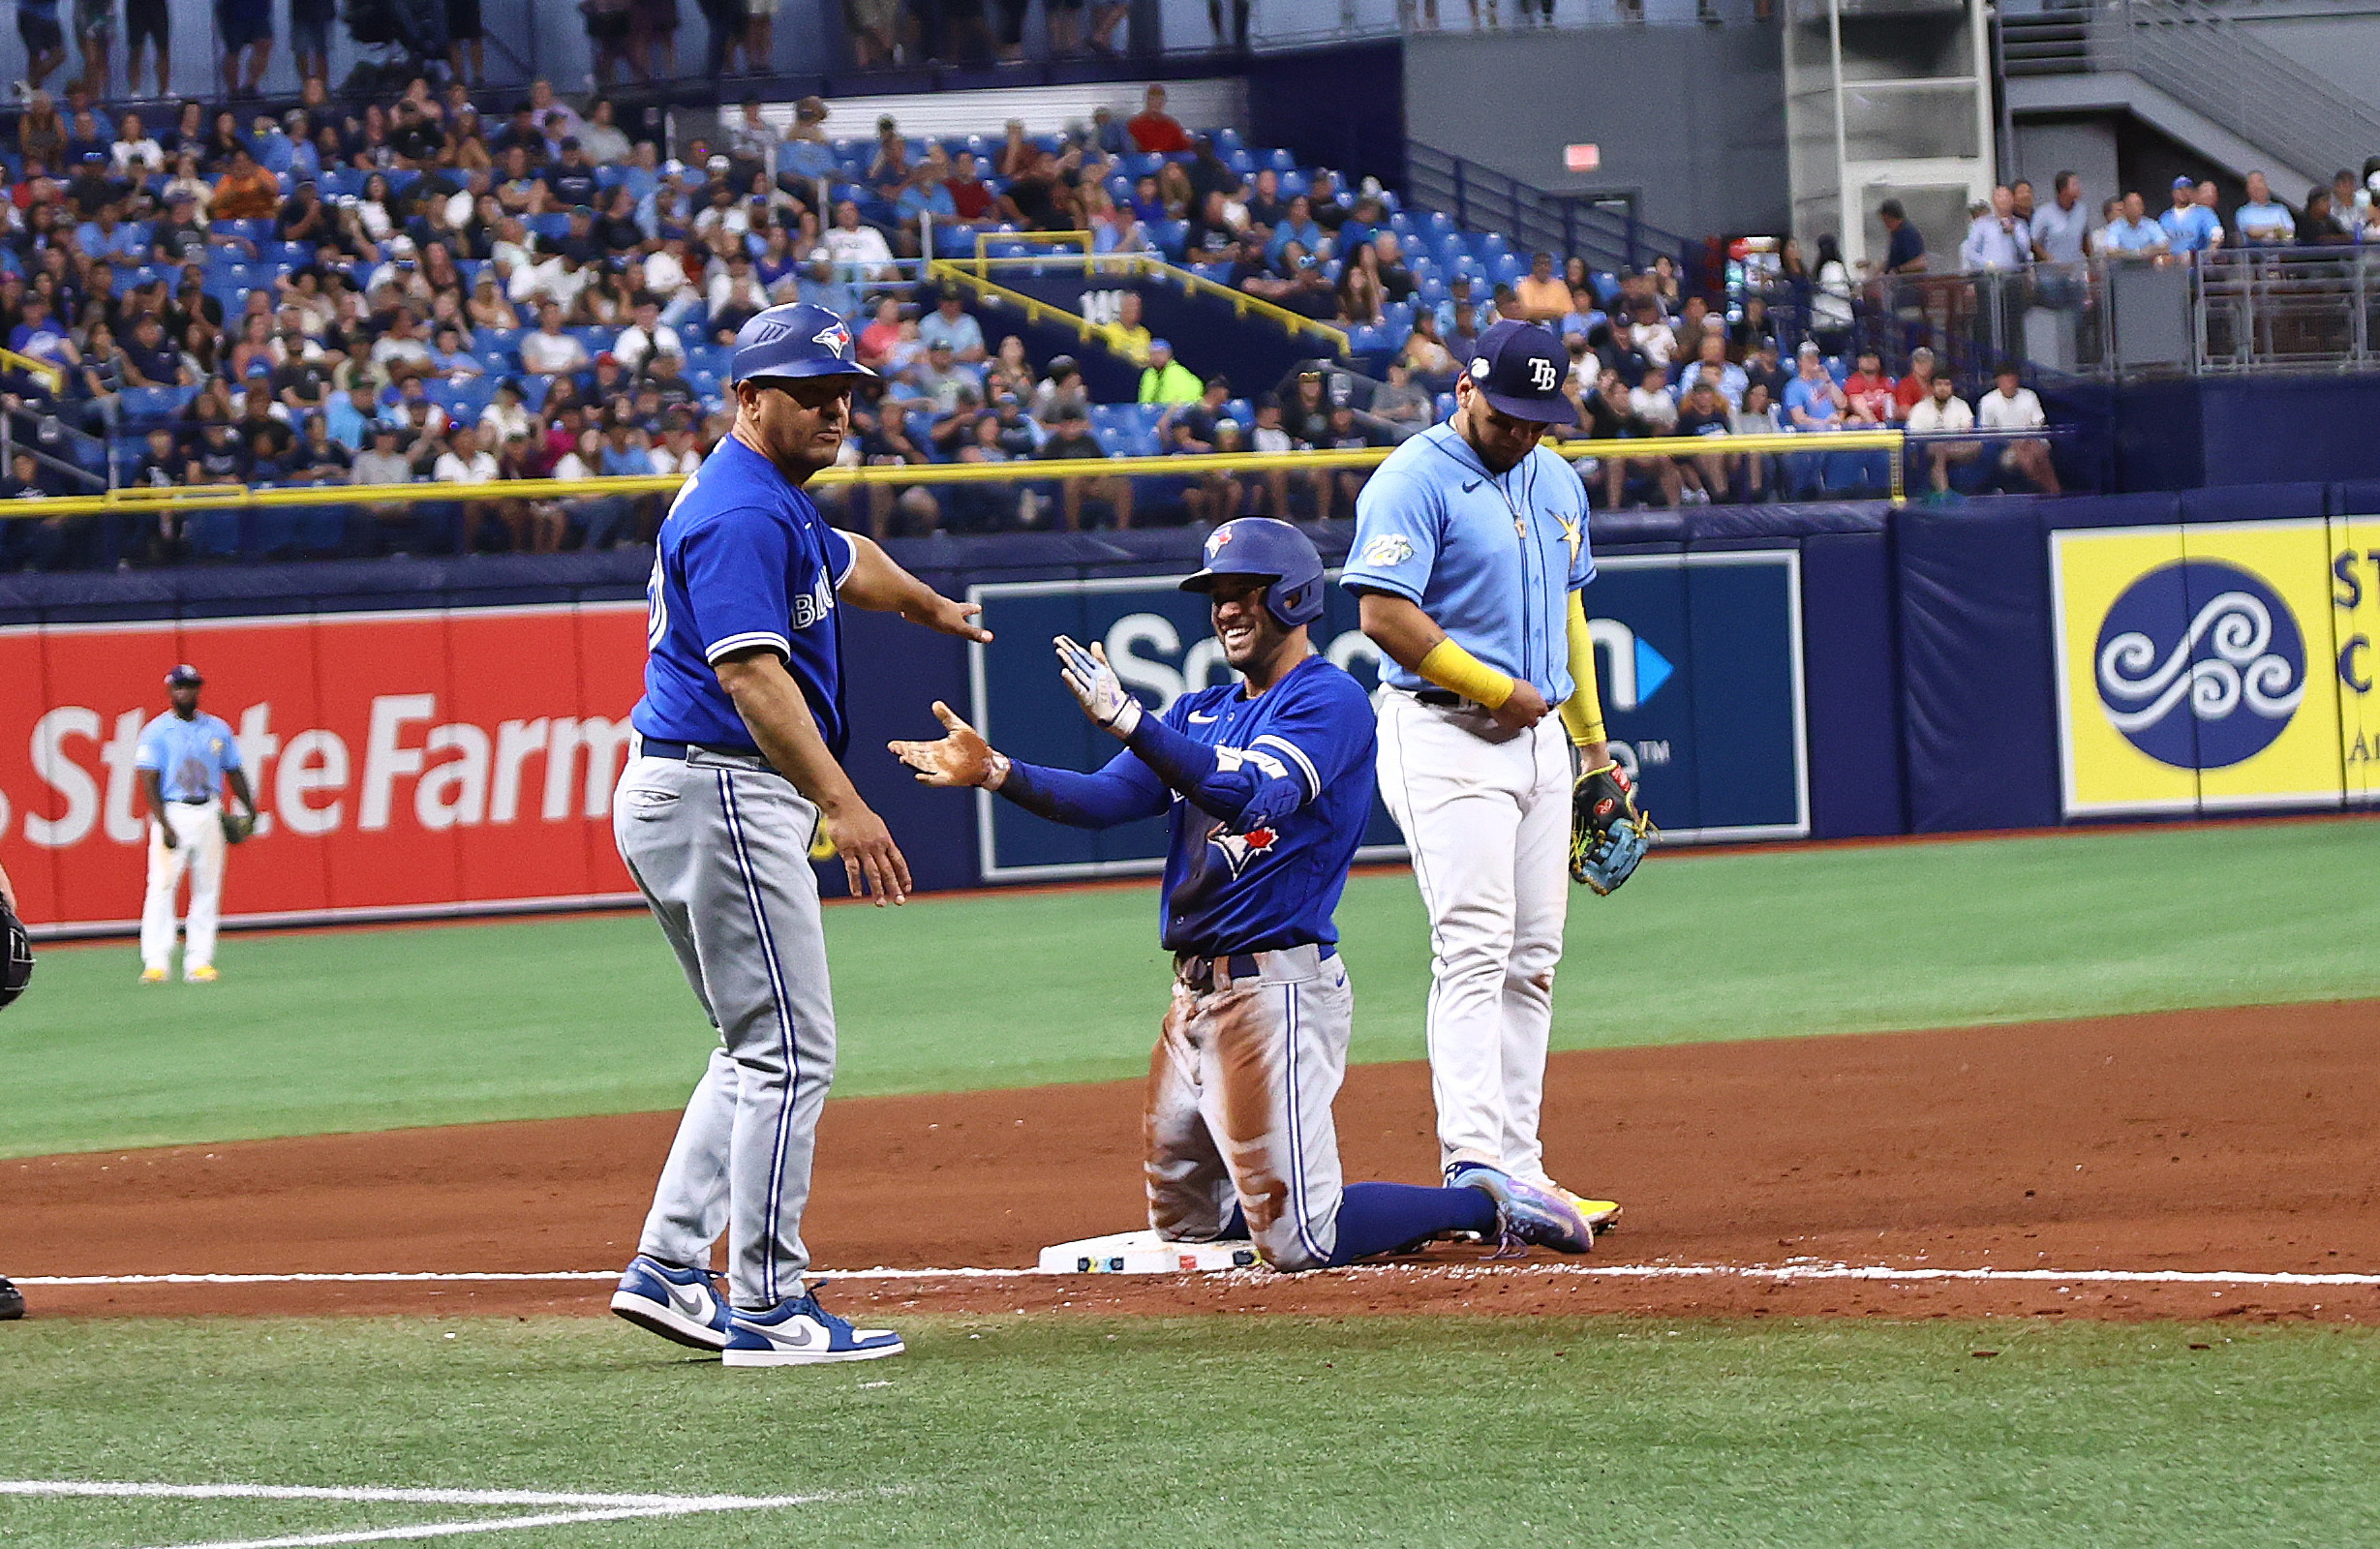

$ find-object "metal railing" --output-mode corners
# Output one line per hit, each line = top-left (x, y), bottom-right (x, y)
(1823, 248), (2380, 382)
(1403, 143), (1704, 282)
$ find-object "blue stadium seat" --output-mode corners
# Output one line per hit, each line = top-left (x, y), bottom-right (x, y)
(385, 169), (421, 196)
(1383, 300), (1413, 333)
(266, 241), (312, 268)
(519, 375), (555, 408)
(1347, 323), (1387, 355)
(1224, 150), (1253, 175)
(1122, 152), (1165, 179)
(1279, 170), (1308, 197)
(594, 165), (627, 190)
(1488, 254), (1523, 288)
(120, 384), (198, 422)
(1152, 220), (1187, 258)
(524, 213), (571, 241)
(256, 135), (295, 174)
(1266, 149), (1295, 172)
(472, 326), (523, 359)
(317, 168), (361, 198)
(1214, 129), (1244, 153)
(210, 219), (272, 244)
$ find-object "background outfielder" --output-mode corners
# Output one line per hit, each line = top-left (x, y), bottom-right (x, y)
(606, 301), (991, 1367)
(891, 519), (1596, 1271)
(136, 664), (259, 986)
(1343, 319), (1648, 1226)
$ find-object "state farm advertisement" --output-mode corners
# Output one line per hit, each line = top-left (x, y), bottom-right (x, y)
(0, 603), (650, 932)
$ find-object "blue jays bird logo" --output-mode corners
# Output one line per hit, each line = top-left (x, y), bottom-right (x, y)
(1206, 817), (1278, 878)
(812, 319), (853, 355)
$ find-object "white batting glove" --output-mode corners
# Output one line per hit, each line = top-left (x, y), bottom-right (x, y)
(1054, 634), (1144, 739)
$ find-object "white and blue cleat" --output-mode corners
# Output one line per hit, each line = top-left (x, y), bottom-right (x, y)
(721, 1289), (905, 1367)
(610, 1255), (735, 1352)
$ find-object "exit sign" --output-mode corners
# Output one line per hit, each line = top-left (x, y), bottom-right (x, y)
(1564, 143), (1601, 172)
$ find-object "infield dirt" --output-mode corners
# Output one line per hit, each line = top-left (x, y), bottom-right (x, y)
(11, 1000), (2377, 1323)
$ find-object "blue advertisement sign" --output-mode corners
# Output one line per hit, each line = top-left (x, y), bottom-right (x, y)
(966, 550), (1807, 881)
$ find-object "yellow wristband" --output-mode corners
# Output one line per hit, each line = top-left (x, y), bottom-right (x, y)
(1417, 639), (1516, 710)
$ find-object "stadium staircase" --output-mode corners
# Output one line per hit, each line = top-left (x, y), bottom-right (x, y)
(2000, 0), (2380, 196)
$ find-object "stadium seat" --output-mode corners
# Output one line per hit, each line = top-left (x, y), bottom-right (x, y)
(1225, 150), (1254, 175)
(1214, 129), (1244, 153)
(1279, 169), (1309, 198)
(1266, 149), (1296, 172)
(524, 213), (571, 241)
(210, 219), (272, 244)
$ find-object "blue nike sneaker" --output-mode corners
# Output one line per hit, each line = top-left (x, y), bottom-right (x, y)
(610, 1255), (734, 1352)
(721, 1288), (905, 1367)
(1446, 1163), (1597, 1255)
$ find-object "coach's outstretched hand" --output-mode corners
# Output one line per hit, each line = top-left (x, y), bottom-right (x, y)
(891, 702), (1000, 789)
(902, 593), (994, 643)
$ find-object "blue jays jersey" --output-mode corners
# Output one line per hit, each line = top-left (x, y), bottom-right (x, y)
(134, 712), (242, 802)
(1339, 420), (1595, 702)
(631, 436), (858, 757)
(1155, 655), (1376, 956)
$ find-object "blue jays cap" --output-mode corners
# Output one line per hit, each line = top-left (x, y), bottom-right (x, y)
(729, 302), (876, 385)
(1466, 319), (1569, 423)
(166, 664), (203, 686)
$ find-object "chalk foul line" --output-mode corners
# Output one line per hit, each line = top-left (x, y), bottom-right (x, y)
(17, 1261), (2380, 1289)
(0, 1481), (832, 1549)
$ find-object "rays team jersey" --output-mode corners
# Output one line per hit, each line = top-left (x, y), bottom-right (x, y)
(1154, 655), (1375, 956)
(134, 712), (242, 802)
(1341, 420), (1595, 703)
(631, 436), (858, 757)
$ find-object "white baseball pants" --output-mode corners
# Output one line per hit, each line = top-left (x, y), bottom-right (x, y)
(141, 799), (227, 973)
(1375, 690), (1571, 1187)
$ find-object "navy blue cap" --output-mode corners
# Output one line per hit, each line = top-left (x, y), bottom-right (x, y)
(1465, 319), (1569, 423)
(166, 664), (203, 686)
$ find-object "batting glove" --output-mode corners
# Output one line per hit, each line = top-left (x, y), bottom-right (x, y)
(1054, 634), (1144, 739)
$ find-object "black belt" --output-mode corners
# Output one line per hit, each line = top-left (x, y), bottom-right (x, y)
(1175, 943), (1335, 993)
(1414, 689), (1464, 707)
(170, 796), (215, 805)
(640, 738), (766, 763)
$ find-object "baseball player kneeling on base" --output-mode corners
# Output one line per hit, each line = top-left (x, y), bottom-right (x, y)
(893, 519), (1596, 1270)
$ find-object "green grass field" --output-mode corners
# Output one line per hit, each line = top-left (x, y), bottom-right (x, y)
(7, 819), (2378, 1158)
(2, 1316), (2374, 1548)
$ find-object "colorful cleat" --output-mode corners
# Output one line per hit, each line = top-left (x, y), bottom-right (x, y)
(610, 1255), (734, 1352)
(184, 965), (219, 984)
(1558, 1191), (1623, 1235)
(139, 967), (168, 985)
(721, 1288), (904, 1367)
(1446, 1163), (1597, 1255)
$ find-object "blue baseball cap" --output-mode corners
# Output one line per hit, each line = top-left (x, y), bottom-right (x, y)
(729, 302), (875, 385)
(1466, 319), (1569, 423)
(1178, 517), (1326, 627)
(166, 664), (203, 686)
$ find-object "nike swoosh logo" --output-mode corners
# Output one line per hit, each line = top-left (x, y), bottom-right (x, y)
(1188, 712), (1219, 723)
(1463, 479), (1483, 492)
(663, 1281), (711, 1320)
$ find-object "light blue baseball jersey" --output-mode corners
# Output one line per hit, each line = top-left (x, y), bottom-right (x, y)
(1340, 420), (1595, 702)
(135, 712), (243, 802)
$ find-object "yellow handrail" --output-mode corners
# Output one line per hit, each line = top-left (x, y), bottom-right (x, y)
(0, 347), (68, 393)
(0, 430), (1915, 518)
(924, 259), (1126, 358)
(970, 228), (1094, 280)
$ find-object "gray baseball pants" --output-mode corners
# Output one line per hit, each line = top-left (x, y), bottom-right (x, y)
(614, 746), (838, 1311)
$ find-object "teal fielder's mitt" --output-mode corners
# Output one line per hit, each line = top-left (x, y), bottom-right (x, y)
(1570, 762), (1654, 896)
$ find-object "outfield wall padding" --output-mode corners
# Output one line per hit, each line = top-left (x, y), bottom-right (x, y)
(5, 483), (2372, 931)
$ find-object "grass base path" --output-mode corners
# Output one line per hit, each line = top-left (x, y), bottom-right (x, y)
(1, 1316), (2374, 1548)
(7, 820), (2378, 1157)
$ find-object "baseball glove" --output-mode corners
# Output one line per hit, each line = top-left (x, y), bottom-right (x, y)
(1570, 762), (1655, 896)
(0, 898), (32, 1011)
(221, 809), (256, 845)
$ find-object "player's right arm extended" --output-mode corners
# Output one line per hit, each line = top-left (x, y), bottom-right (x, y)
(994, 750), (1172, 829)
(716, 648), (912, 905)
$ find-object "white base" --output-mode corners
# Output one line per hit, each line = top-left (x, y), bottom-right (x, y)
(1038, 1230), (1262, 1275)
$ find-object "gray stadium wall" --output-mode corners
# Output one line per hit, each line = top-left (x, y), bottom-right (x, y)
(1400, 25), (1791, 244)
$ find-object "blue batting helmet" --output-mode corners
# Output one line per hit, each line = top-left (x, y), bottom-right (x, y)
(729, 302), (876, 385)
(1179, 518), (1327, 628)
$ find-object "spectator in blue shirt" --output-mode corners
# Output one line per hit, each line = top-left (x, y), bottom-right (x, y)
(796, 249), (860, 319)
(75, 203), (149, 267)
(2100, 191), (2166, 257)
(2233, 171), (2294, 247)
(2159, 176), (2223, 255)
(1265, 195), (1325, 264)
(1876, 199), (1928, 274)
(1782, 343), (1846, 430)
